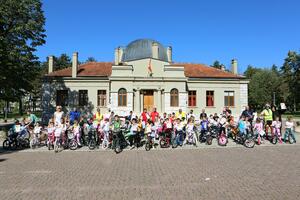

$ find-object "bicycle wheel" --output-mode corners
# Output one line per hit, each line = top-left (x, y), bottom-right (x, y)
(288, 134), (294, 144)
(145, 142), (151, 151)
(88, 140), (96, 150)
(69, 139), (78, 150)
(271, 136), (278, 145)
(2, 140), (10, 150)
(244, 138), (255, 148)
(218, 135), (228, 146)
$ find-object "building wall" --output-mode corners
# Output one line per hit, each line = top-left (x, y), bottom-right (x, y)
(187, 80), (248, 119)
(41, 79), (110, 122)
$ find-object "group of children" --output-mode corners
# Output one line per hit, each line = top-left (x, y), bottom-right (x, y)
(237, 114), (297, 144)
(9, 107), (297, 151)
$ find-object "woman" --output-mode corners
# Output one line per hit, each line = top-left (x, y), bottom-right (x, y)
(54, 106), (64, 125)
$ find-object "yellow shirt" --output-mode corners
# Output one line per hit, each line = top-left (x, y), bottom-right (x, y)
(95, 112), (103, 121)
(262, 109), (273, 121)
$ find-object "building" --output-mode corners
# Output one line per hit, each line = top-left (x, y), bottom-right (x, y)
(42, 39), (248, 120)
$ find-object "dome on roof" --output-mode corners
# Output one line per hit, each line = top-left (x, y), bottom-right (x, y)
(121, 39), (168, 62)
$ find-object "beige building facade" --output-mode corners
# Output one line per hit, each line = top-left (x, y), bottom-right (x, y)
(42, 39), (248, 121)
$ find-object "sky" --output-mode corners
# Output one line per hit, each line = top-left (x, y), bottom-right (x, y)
(37, 0), (300, 73)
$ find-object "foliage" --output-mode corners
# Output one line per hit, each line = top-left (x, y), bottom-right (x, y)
(211, 60), (223, 69)
(54, 53), (72, 70)
(86, 57), (97, 62)
(281, 51), (300, 110)
(246, 69), (282, 109)
(0, 0), (46, 103)
(245, 51), (300, 111)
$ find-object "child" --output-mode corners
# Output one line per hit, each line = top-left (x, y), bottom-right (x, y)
(33, 122), (42, 139)
(185, 118), (197, 145)
(200, 117), (209, 142)
(101, 118), (110, 149)
(283, 116), (296, 143)
(253, 118), (265, 137)
(72, 120), (81, 146)
(238, 116), (247, 136)
(174, 118), (184, 146)
(272, 117), (282, 143)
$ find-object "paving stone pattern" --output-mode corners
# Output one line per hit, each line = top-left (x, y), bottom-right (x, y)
(0, 145), (299, 200)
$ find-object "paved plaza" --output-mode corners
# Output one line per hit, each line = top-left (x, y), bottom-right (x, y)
(0, 144), (299, 200)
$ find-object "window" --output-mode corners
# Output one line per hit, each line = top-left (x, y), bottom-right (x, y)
(170, 88), (179, 107)
(206, 91), (214, 107)
(56, 90), (68, 106)
(79, 90), (88, 106)
(188, 91), (196, 107)
(224, 91), (235, 107)
(97, 90), (106, 107)
(118, 88), (127, 106)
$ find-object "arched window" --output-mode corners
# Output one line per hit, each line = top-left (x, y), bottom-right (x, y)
(170, 88), (179, 107)
(118, 88), (127, 107)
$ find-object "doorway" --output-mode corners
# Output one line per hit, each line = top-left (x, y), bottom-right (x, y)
(143, 90), (154, 111)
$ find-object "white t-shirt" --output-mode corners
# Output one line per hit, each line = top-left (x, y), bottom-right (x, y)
(54, 111), (64, 125)
(285, 121), (294, 129)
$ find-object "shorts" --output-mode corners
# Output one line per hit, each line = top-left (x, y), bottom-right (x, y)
(266, 120), (272, 126)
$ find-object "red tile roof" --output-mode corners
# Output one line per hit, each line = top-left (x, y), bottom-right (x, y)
(46, 62), (112, 77)
(173, 63), (244, 78)
(46, 62), (244, 79)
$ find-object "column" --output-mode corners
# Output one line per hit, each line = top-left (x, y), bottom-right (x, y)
(140, 91), (144, 113)
(134, 89), (141, 114)
(157, 89), (162, 113)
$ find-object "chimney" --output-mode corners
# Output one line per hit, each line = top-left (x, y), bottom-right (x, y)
(152, 42), (159, 59)
(231, 59), (238, 74)
(48, 55), (54, 74)
(72, 52), (78, 78)
(114, 48), (119, 65)
(167, 46), (172, 63)
(118, 47), (123, 64)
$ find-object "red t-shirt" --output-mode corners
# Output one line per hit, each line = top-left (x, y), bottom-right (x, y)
(141, 112), (148, 122)
(150, 111), (159, 122)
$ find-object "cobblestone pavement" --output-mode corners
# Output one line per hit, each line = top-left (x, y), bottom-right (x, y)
(0, 144), (299, 200)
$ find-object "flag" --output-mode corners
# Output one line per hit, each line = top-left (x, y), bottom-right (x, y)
(148, 59), (152, 74)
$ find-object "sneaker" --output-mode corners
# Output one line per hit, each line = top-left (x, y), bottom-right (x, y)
(130, 146), (135, 150)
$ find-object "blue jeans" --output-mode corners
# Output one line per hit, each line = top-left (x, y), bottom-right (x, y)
(283, 128), (296, 142)
(175, 131), (183, 145)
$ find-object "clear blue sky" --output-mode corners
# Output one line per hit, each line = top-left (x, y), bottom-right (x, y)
(37, 0), (300, 73)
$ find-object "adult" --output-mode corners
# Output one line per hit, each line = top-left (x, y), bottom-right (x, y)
(186, 109), (195, 121)
(200, 109), (207, 120)
(260, 104), (273, 139)
(54, 106), (64, 125)
(175, 109), (186, 120)
(27, 110), (38, 126)
(241, 106), (253, 120)
(161, 112), (167, 120)
(94, 108), (103, 121)
(69, 107), (80, 125)
(271, 105), (280, 121)
(126, 111), (133, 121)
(150, 107), (159, 122)
(141, 108), (149, 123)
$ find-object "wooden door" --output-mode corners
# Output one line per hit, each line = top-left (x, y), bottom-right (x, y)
(143, 90), (154, 111)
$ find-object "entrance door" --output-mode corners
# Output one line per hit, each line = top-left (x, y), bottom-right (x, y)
(143, 90), (154, 111)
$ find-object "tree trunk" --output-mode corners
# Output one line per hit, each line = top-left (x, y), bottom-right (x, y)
(4, 101), (9, 122)
(19, 98), (23, 116)
(294, 97), (296, 112)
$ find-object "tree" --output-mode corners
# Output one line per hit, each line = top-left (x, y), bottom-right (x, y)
(244, 65), (261, 79)
(247, 69), (282, 109)
(281, 51), (300, 111)
(86, 57), (97, 63)
(211, 60), (223, 69)
(0, 0), (46, 116)
(54, 53), (72, 70)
